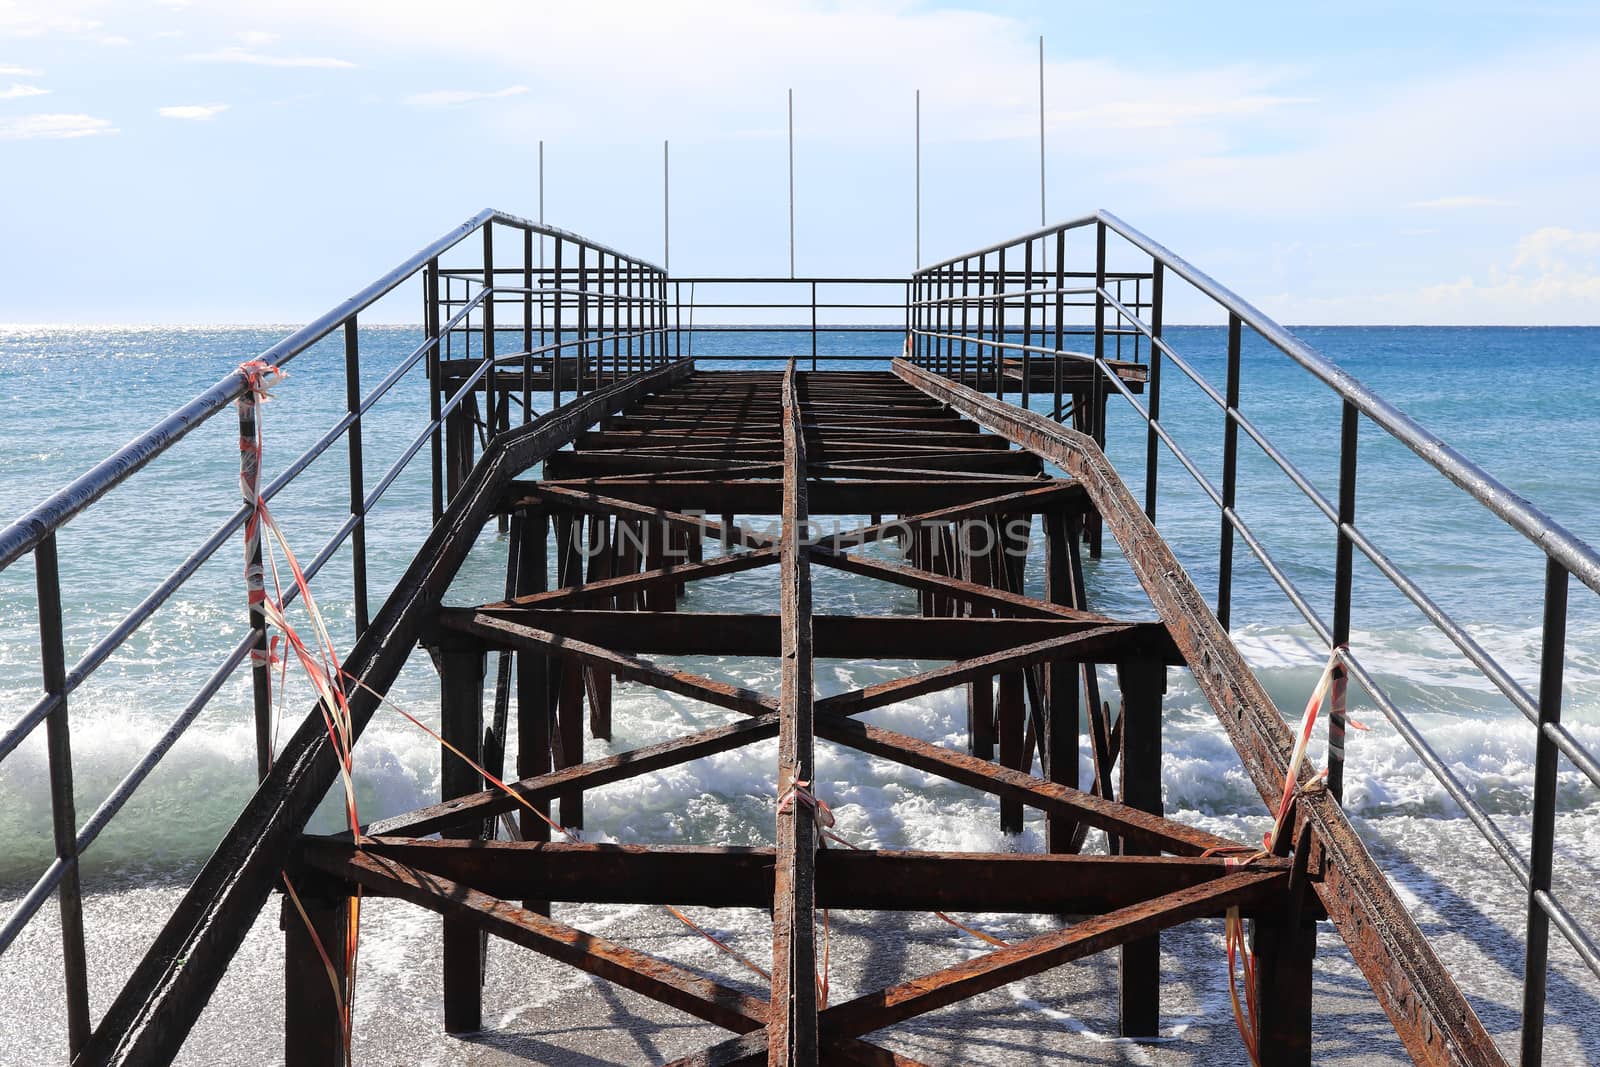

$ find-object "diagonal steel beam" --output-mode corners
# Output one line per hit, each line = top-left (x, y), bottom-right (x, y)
(444, 611), (777, 717)
(814, 715), (1238, 856)
(813, 625), (1136, 717)
(356, 713), (782, 839)
(818, 482), (1082, 552)
(523, 483), (776, 549)
(818, 868), (1285, 1038)
(478, 546), (780, 610)
(810, 549), (1112, 623)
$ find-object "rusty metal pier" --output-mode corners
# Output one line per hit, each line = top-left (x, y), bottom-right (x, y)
(3, 209), (1597, 1067)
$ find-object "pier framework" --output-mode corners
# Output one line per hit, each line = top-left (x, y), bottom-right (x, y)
(3, 209), (1595, 1067)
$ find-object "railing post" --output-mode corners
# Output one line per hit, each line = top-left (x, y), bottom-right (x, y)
(36, 534), (92, 1058)
(1520, 558), (1568, 1067)
(425, 258), (443, 524)
(552, 237), (564, 408)
(482, 223), (497, 435)
(237, 375), (275, 780)
(974, 253), (986, 390)
(961, 257), (972, 384)
(576, 244), (588, 397)
(1053, 231), (1065, 421)
(811, 280), (818, 371)
(522, 227), (533, 421)
(1217, 313), (1242, 630)
(1092, 220), (1107, 447)
(994, 245), (1006, 401)
(1021, 237), (1034, 408)
(1329, 398), (1359, 800)
(673, 277), (681, 364)
(343, 318), (369, 637)
(1143, 260), (1164, 520)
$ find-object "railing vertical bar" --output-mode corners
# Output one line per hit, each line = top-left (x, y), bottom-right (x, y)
(976, 253), (987, 389)
(426, 257), (443, 524)
(995, 245), (1007, 401)
(343, 318), (369, 637)
(1143, 260), (1164, 520)
(482, 224), (497, 437)
(552, 238), (564, 408)
(1053, 231), (1065, 421)
(36, 533), (92, 1057)
(811, 280), (819, 371)
(1329, 398), (1359, 800)
(1021, 237), (1033, 408)
(1092, 221), (1106, 447)
(1520, 558), (1568, 1067)
(1218, 312), (1243, 629)
(522, 228), (533, 421)
(962, 256), (972, 386)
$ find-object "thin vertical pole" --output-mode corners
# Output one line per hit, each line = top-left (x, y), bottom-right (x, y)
(1092, 221), (1107, 447)
(37, 534), (91, 1058)
(538, 140), (545, 272)
(343, 319), (369, 636)
(1520, 558), (1568, 1067)
(1038, 35), (1046, 226)
(915, 88), (921, 269)
(1144, 261), (1164, 520)
(787, 88), (795, 279)
(1218, 314), (1242, 630)
(663, 139), (670, 274)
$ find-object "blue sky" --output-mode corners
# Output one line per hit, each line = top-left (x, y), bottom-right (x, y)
(2, 1), (1599, 324)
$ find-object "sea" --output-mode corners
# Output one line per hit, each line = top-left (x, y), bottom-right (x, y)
(1, 324), (1598, 1064)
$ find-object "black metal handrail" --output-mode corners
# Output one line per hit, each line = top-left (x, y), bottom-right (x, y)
(0, 208), (669, 1062)
(909, 210), (1600, 1065)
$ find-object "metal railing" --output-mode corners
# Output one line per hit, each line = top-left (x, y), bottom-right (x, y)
(910, 210), (1600, 1066)
(0, 209), (668, 1062)
(668, 276), (908, 368)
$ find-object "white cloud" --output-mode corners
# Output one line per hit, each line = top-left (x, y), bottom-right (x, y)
(186, 45), (354, 69)
(0, 112), (117, 140)
(408, 84), (529, 108)
(0, 82), (48, 99)
(0, 64), (43, 76)
(237, 30), (279, 47)
(159, 103), (229, 120)
(1411, 196), (1513, 210)
(1264, 228), (1600, 325)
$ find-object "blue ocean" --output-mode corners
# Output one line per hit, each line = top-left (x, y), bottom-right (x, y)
(1, 324), (1597, 1062)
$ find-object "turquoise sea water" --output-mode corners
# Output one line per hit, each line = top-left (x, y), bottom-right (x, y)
(2, 324), (1598, 1060)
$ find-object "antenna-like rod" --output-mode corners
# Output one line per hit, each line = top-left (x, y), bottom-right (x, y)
(1038, 35), (1046, 226)
(664, 139), (670, 273)
(787, 88), (795, 279)
(538, 140), (545, 270)
(915, 88), (921, 270)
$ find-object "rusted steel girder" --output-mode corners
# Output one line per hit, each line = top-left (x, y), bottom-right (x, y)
(79, 359), (695, 1067)
(300, 837), (1291, 914)
(892, 357), (1505, 1067)
(771, 362), (818, 1066)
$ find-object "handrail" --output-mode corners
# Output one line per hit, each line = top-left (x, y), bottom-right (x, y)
(909, 210), (1600, 1066)
(1094, 209), (1600, 598)
(0, 207), (672, 1063)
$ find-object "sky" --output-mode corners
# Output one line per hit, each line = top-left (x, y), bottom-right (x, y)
(2, 0), (1599, 324)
